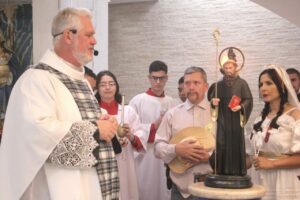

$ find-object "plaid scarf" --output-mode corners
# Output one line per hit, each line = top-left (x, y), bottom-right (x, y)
(35, 63), (119, 200)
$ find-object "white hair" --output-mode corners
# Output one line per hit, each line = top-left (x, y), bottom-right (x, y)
(51, 7), (92, 45)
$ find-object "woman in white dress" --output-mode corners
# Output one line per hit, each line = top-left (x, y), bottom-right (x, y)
(95, 71), (146, 200)
(246, 65), (300, 200)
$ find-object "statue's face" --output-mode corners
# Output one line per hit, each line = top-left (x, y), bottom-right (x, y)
(223, 62), (237, 77)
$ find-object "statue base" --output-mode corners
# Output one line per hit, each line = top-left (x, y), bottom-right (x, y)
(189, 182), (265, 200)
(204, 174), (252, 189)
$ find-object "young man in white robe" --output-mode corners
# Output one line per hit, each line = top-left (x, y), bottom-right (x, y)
(129, 60), (177, 200)
(0, 7), (119, 200)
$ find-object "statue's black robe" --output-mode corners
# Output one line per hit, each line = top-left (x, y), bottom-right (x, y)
(208, 76), (253, 176)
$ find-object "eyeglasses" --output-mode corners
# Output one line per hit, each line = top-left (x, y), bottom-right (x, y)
(149, 76), (167, 82)
(53, 29), (77, 38)
(99, 81), (116, 88)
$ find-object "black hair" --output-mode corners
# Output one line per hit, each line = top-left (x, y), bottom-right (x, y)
(84, 66), (96, 79)
(178, 76), (184, 84)
(95, 70), (122, 104)
(253, 68), (288, 132)
(286, 68), (300, 79)
(149, 60), (168, 74)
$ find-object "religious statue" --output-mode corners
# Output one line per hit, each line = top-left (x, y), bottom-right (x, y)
(205, 47), (253, 188)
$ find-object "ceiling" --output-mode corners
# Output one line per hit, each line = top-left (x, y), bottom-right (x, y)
(0, 0), (299, 28)
(250, 0), (300, 28)
(110, 0), (300, 28)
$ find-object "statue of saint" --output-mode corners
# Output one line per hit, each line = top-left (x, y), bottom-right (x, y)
(205, 47), (253, 188)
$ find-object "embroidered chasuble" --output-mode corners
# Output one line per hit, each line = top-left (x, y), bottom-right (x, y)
(0, 49), (119, 200)
(36, 63), (119, 200)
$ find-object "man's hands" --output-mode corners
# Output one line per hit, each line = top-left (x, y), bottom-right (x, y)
(96, 114), (118, 142)
(175, 139), (209, 164)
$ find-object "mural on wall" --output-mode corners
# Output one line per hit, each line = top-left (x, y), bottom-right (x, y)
(0, 3), (32, 139)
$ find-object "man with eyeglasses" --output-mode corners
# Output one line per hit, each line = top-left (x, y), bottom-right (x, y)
(0, 7), (119, 200)
(129, 60), (177, 200)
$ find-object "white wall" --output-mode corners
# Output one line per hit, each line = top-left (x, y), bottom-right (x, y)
(109, 0), (300, 131)
(32, 0), (109, 73)
(23, 0), (300, 132)
(32, 0), (58, 63)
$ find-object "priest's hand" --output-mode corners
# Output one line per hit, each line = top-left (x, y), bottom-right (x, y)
(96, 114), (118, 142)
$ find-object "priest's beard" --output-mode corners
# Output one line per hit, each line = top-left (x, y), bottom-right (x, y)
(72, 42), (92, 65)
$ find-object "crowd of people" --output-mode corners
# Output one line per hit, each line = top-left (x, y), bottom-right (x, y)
(0, 6), (299, 200)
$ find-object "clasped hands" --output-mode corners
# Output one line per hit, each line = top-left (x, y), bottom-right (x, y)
(95, 115), (134, 146)
(211, 98), (241, 112)
(175, 139), (210, 165)
(95, 114), (118, 142)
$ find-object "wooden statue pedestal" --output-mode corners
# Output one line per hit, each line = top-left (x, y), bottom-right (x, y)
(189, 182), (265, 200)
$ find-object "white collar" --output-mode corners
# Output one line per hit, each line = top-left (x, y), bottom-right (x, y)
(39, 49), (85, 80)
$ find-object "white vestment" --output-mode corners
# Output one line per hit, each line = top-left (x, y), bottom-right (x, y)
(129, 93), (176, 200)
(0, 50), (102, 200)
(113, 105), (145, 200)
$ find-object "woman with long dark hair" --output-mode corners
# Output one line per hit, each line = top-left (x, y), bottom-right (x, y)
(246, 65), (300, 199)
(95, 70), (145, 200)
